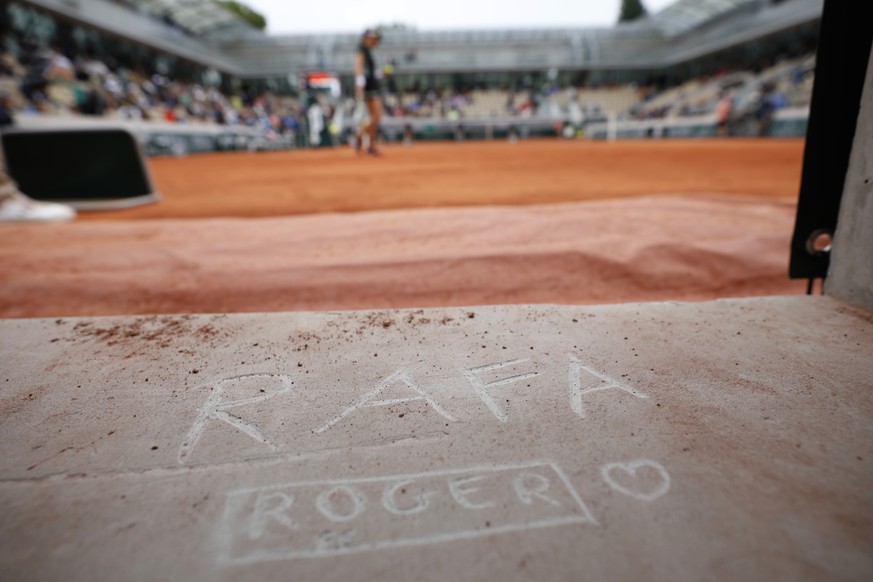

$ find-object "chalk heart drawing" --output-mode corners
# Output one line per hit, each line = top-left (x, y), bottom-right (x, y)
(601, 460), (671, 502)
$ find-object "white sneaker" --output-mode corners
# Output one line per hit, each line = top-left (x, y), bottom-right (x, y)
(0, 190), (76, 224)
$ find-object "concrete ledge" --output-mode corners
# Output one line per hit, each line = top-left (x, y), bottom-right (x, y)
(1, 296), (871, 580)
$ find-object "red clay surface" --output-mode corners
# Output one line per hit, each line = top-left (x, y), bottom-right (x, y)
(0, 139), (808, 318)
(83, 139), (805, 220)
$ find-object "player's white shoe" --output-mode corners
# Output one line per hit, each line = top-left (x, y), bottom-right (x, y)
(0, 190), (76, 224)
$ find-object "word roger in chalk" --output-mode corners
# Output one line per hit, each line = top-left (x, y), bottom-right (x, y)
(216, 461), (596, 565)
(179, 355), (648, 464)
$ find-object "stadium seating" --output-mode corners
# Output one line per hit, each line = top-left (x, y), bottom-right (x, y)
(625, 53), (815, 123)
(0, 0), (818, 148)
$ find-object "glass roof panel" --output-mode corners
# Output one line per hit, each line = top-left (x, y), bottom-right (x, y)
(127, 0), (258, 37)
(652, 0), (757, 36)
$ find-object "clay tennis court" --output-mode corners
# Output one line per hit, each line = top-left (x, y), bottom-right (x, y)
(0, 138), (808, 318)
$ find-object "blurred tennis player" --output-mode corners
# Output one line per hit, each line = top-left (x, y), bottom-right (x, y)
(354, 28), (383, 156)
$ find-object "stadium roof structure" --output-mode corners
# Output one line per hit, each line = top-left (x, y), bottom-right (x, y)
(126, 0), (260, 38)
(651, 0), (760, 37)
(18, 0), (822, 77)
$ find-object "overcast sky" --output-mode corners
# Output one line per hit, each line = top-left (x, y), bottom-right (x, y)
(243, 0), (679, 35)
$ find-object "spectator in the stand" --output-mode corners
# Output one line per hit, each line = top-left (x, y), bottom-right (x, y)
(77, 75), (107, 116)
(2, 35), (306, 143)
(306, 94), (325, 147)
(46, 48), (74, 82)
(353, 28), (383, 156)
(754, 83), (778, 137)
(505, 91), (516, 115)
(715, 91), (733, 137)
(282, 109), (301, 134)
(517, 98), (533, 118)
(24, 47), (77, 112)
(0, 94), (14, 132)
(528, 88), (540, 115)
(567, 90), (584, 127)
(769, 89), (788, 110)
(0, 51), (16, 77)
(102, 74), (125, 108)
(116, 96), (145, 121)
(0, 92), (76, 224)
(19, 49), (53, 108)
(211, 100), (226, 125)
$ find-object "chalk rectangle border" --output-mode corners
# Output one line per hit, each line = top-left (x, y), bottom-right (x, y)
(217, 459), (596, 565)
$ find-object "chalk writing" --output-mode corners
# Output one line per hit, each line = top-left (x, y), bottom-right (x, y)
(315, 529), (356, 552)
(313, 369), (457, 434)
(178, 374), (294, 465)
(462, 359), (539, 422)
(249, 492), (297, 540)
(448, 475), (497, 510)
(216, 461), (594, 565)
(316, 485), (367, 522)
(381, 480), (436, 516)
(569, 356), (648, 419)
(601, 460), (671, 502)
(514, 472), (561, 507)
(179, 356), (651, 464)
